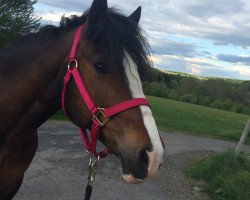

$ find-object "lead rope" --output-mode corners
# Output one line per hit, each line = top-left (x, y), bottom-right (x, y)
(84, 154), (100, 200)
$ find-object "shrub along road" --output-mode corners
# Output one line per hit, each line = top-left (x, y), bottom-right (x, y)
(14, 121), (250, 200)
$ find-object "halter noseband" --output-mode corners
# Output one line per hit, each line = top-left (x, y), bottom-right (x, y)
(62, 25), (150, 158)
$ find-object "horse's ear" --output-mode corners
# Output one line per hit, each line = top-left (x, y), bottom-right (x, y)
(129, 6), (141, 24)
(87, 0), (108, 25)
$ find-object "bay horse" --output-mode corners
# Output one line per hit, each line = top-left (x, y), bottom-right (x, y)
(0, 0), (165, 199)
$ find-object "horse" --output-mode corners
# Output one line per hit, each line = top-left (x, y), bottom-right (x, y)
(0, 0), (165, 199)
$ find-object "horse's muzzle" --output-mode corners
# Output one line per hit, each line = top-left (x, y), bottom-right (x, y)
(119, 148), (164, 184)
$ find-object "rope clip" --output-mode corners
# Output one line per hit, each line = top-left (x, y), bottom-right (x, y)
(87, 154), (100, 186)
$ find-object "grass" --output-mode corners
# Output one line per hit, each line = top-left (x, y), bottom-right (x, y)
(51, 110), (68, 121)
(186, 150), (250, 200)
(51, 96), (250, 143)
(148, 96), (250, 143)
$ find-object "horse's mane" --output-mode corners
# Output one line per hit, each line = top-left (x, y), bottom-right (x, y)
(0, 8), (152, 77)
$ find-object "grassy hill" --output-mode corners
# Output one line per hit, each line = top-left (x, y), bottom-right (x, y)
(148, 96), (249, 143)
(52, 96), (250, 143)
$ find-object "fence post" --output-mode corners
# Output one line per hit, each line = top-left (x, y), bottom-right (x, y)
(235, 119), (250, 156)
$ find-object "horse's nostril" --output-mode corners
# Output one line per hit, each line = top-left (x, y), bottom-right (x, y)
(139, 148), (149, 167)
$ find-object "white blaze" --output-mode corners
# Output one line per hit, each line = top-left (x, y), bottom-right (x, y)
(124, 52), (165, 177)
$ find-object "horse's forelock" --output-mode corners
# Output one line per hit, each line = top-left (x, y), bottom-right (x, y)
(84, 8), (152, 78)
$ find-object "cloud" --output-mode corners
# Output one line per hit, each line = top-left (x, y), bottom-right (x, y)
(36, 0), (141, 25)
(152, 53), (250, 80)
(187, 64), (202, 75)
(150, 40), (197, 57)
(38, 10), (82, 25)
(34, 0), (250, 80)
(140, 0), (250, 48)
(204, 33), (250, 47)
(36, 0), (250, 48)
(148, 55), (161, 64)
(150, 38), (212, 59)
(217, 54), (250, 65)
(182, 0), (245, 17)
(37, 0), (90, 12)
(155, 55), (189, 73)
(232, 65), (250, 78)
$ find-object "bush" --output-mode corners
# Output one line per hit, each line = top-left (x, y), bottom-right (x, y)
(211, 99), (233, 110)
(229, 106), (238, 113)
(143, 82), (169, 98)
(178, 93), (194, 103)
(151, 87), (168, 98)
(186, 150), (250, 200)
(198, 96), (212, 106)
(223, 99), (233, 110)
(168, 90), (179, 100)
(221, 171), (250, 200)
(212, 99), (225, 109)
(242, 107), (250, 115)
(235, 104), (244, 113)
(190, 96), (198, 104)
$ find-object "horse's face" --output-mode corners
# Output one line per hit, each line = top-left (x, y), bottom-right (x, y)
(64, 0), (165, 184)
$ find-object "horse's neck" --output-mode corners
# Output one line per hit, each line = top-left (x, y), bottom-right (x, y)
(0, 33), (73, 134)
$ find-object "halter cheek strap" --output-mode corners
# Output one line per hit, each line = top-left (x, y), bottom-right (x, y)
(62, 25), (150, 158)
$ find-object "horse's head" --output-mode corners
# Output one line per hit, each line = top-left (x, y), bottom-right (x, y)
(63, 0), (165, 184)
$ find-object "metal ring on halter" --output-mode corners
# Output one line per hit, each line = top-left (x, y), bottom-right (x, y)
(68, 59), (78, 69)
(93, 107), (109, 127)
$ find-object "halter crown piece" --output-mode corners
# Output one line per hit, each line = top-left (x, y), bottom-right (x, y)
(61, 25), (150, 200)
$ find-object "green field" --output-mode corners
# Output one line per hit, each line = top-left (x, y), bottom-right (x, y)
(52, 96), (250, 143)
(148, 96), (249, 143)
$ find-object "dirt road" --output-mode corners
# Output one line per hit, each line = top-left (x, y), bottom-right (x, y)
(14, 121), (250, 200)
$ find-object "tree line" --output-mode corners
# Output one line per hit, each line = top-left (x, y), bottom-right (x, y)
(0, 0), (40, 48)
(143, 68), (250, 115)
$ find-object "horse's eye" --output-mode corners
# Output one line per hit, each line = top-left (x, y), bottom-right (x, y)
(94, 63), (109, 74)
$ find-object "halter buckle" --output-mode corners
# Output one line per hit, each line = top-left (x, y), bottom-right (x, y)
(93, 108), (109, 127)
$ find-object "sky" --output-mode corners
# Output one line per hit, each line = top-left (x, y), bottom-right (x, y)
(34, 0), (250, 80)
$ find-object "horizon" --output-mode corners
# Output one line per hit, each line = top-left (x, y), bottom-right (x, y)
(35, 0), (250, 80)
(161, 69), (246, 82)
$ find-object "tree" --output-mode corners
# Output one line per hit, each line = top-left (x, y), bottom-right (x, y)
(0, 0), (40, 48)
(177, 77), (199, 95)
(196, 79), (234, 101)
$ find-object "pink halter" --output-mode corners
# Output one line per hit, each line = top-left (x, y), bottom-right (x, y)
(62, 25), (150, 158)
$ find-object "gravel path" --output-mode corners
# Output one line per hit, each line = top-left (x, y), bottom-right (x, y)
(14, 121), (250, 200)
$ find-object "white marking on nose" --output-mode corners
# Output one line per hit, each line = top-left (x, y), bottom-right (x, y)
(123, 52), (165, 176)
